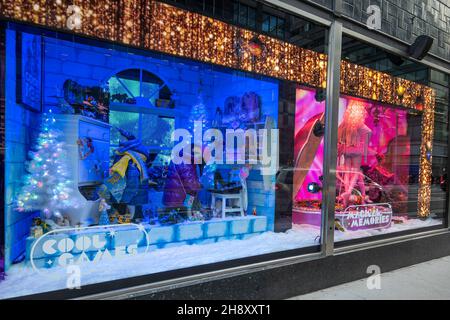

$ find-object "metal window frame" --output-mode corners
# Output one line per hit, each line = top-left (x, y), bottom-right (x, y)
(80, 0), (450, 300)
(0, 0), (448, 300)
(320, 20), (342, 256)
(0, 3), (334, 298)
(337, 25), (450, 254)
(265, 0), (450, 256)
(78, 17), (348, 301)
(77, 2), (341, 300)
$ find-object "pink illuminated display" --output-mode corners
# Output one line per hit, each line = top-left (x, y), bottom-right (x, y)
(294, 89), (325, 202)
(293, 87), (412, 230)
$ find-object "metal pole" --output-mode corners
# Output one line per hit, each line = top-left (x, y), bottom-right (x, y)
(321, 20), (342, 256)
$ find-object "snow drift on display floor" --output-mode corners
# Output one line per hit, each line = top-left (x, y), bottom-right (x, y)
(0, 217), (441, 299)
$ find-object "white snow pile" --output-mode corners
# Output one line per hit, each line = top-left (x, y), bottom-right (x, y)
(0, 217), (441, 299)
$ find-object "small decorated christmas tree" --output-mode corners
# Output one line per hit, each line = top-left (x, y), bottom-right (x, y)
(16, 112), (79, 218)
(188, 93), (209, 130)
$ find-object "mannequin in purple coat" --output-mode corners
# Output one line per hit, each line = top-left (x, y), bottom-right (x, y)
(162, 161), (202, 209)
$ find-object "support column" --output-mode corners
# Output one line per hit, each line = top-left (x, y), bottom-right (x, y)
(321, 20), (342, 256)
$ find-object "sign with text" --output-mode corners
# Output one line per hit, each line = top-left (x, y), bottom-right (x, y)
(30, 224), (150, 276)
(340, 203), (392, 231)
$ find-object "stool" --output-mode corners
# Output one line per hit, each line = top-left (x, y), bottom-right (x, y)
(211, 192), (245, 219)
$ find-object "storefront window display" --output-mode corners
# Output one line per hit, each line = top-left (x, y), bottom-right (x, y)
(335, 38), (448, 242)
(292, 36), (449, 243)
(0, 1), (329, 298)
(1, 0), (446, 299)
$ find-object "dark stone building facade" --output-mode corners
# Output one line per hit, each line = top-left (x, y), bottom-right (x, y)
(309, 0), (450, 61)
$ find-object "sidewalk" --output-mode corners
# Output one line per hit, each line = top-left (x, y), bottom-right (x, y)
(289, 256), (450, 300)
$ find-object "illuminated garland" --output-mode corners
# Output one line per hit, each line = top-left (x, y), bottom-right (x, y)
(0, 0), (435, 217)
(0, 1), (433, 108)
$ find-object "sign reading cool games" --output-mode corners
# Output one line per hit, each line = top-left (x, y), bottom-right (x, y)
(30, 224), (150, 271)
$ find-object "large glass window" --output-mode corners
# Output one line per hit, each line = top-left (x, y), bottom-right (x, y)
(262, 12), (285, 39)
(292, 37), (448, 245)
(109, 111), (175, 162)
(108, 68), (175, 162)
(233, 2), (257, 29)
(331, 36), (448, 243)
(0, 1), (328, 298)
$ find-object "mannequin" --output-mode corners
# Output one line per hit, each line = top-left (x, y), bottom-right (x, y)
(98, 127), (151, 223)
(337, 101), (372, 207)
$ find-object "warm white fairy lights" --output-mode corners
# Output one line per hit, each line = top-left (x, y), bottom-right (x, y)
(0, 0), (436, 217)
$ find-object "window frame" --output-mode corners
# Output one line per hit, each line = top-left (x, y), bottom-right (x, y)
(108, 67), (176, 155)
(109, 106), (175, 155)
(331, 25), (450, 253)
(1, 0), (449, 300)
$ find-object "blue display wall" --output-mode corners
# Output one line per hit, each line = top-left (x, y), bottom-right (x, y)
(4, 30), (42, 269)
(5, 31), (280, 269)
(0, 27), (5, 279)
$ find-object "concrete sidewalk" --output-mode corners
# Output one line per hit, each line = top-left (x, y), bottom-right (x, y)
(289, 256), (450, 300)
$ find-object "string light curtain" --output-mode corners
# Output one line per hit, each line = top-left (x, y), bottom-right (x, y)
(0, 0), (435, 217)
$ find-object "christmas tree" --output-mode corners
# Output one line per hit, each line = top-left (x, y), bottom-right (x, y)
(16, 112), (79, 218)
(188, 93), (209, 130)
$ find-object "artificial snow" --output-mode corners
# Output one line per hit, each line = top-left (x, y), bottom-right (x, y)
(0, 217), (442, 299)
(334, 217), (442, 241)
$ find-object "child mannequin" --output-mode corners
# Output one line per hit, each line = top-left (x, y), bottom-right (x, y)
(337, 101), (372, 207)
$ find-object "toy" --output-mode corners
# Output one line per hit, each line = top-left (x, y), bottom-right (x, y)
(118, 214), (132, 224)
(240, 92), (260, 122)
(222, 96), (241, 129)
(30, 225), (44, 238)
(222, 92), (261, 129)
(189, 211), (204, 222)
(63, 79), (109, 122)
(30, 217), (51, 236)
(56, 214), (71, 227)
(212, 107), (223, 128)
(109, 211), (119, 224)
(239, 166), (250, 213)
(158, 208), (184, 225)
(98, 198), (111, 225)
(77, 137), (95, 160)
